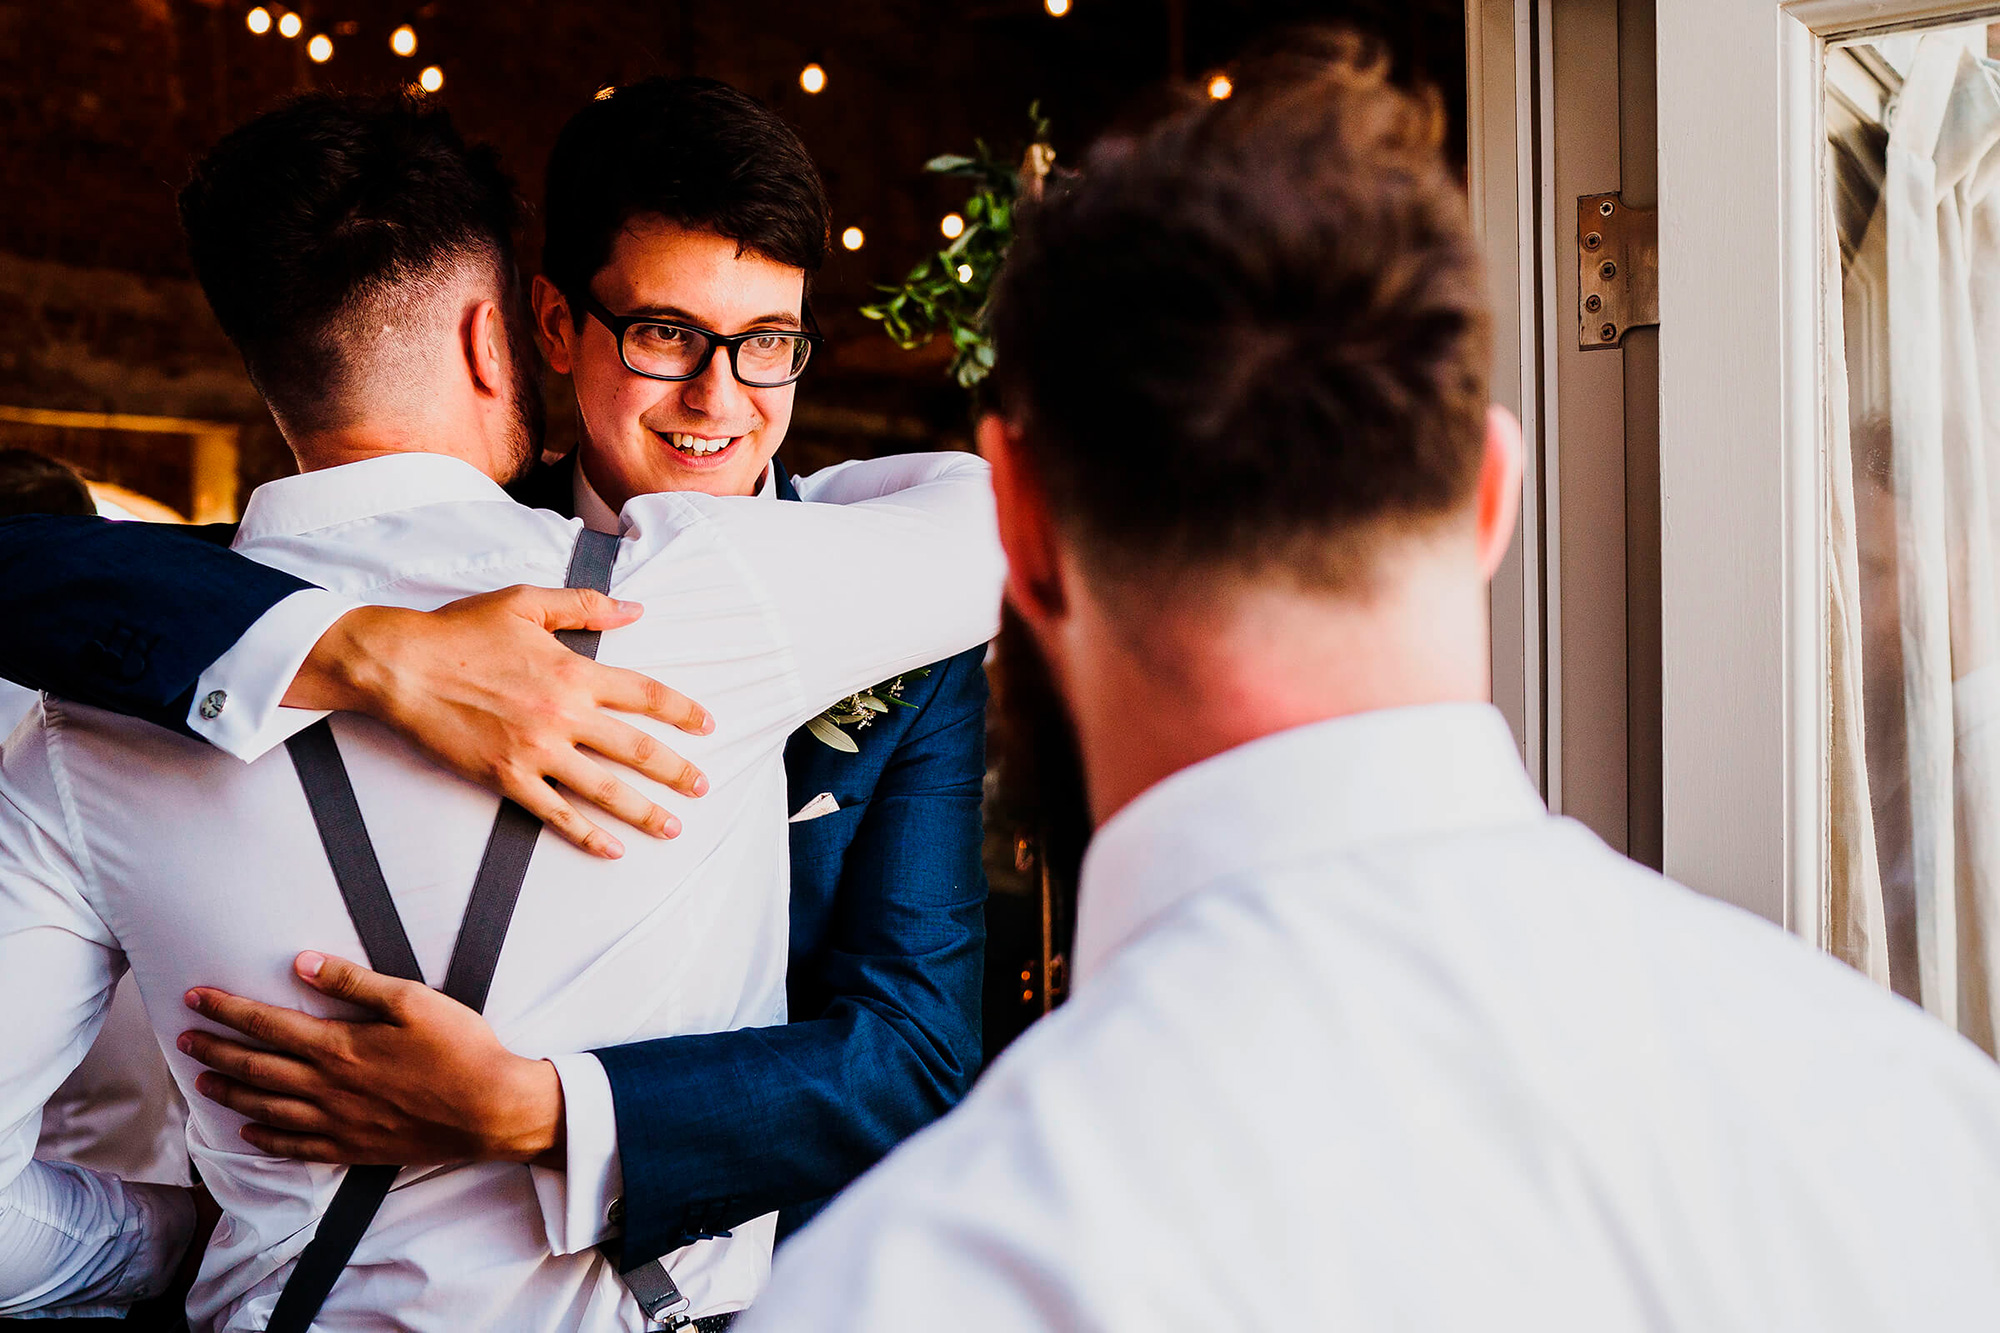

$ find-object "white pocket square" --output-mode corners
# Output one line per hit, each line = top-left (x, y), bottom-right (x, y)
(789, 792), (842, 823)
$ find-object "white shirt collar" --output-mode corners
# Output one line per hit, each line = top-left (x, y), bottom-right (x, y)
(1073, 702), (1544, 987)
(574, 459), (778, 535)
(236, 453), (514, 544)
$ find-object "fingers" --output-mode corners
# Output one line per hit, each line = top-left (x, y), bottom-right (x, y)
(183, 987), (349, 1057)
(594, 666), (714, 737)
(239, 1120), (437, 1166)
(545, 750), (682, 841)
(238, 1124), (355, 1165)
(383, 583), (717, 857)
(194, 1073), (334, 1136)
(576, 714), (707, 799)
(506, 585), (646, 633)
(294, 952), (422, 1019)
(505, 772), (626, 859)
(177, 1029), (320, 1096)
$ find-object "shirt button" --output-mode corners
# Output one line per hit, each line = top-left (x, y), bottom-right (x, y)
(199, 690), (228, 720)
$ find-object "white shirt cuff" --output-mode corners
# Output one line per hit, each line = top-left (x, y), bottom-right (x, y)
(530, 1053), (624, 1256)
(123, 1181), (197, 1303)
(0, 1174), (194, 1319)
(185, 588), (355, 762)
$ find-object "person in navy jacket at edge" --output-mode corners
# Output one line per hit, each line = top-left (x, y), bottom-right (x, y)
(0, 77), (989, 1275)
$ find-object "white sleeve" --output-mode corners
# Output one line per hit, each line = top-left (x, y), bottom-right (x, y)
(790, 451), (976, 506)
(529, 1053), (623, 1256)
(0, 749), (189, 1315)
(0, 1165), (193, 1317)
(662, 452), (1004, 720)
(185, 587), (356, 762)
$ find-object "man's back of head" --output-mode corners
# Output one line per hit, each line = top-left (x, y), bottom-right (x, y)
(993, 30), (1487, 593)
(181, 92), (542, 474)
(982, 31), (1521, 824)
(0, 450), (94, 519)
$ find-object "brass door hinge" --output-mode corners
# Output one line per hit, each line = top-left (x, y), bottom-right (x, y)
(1578, 192), (1658, 350)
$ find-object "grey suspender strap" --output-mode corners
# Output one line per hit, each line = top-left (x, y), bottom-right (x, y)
(554, 526), (619, 661)
(621, 1261), (694, 1327)
(267, 527), (621, 1333)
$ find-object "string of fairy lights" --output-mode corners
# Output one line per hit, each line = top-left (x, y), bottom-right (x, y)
(796, 7), (1229, 256)
(242, 6), (445, 94)
(230, 1), (1234, 260)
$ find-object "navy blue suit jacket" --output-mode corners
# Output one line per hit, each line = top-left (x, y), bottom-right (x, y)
(0, 463), (989, 1261)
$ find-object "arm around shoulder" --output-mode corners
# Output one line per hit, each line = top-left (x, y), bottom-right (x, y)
(0, 514), (321, 739)
(703, 453), (1004, 714)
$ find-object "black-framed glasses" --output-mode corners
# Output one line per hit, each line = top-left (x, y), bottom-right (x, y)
(576, 291), (823, 388)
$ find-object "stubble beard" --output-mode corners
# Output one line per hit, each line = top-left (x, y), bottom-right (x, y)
(493, 276), (549, 487)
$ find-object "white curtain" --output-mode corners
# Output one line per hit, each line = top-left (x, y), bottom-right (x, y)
(1833, 33), (2000, 1053)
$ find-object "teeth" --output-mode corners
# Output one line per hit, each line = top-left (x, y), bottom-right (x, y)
(667, 432), (732, 456)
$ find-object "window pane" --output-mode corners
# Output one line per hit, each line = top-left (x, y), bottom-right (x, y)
(1825, 22), (2000, 1055)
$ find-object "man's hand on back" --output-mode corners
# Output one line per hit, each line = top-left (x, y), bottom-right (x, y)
(288, 586), (713, 859)
(179, 951), (565, 1168)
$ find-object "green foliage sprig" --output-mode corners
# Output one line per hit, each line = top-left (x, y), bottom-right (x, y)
(860, 104), (1053, 391)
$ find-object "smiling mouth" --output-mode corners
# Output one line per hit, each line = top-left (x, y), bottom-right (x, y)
(656, 430), (742, 460)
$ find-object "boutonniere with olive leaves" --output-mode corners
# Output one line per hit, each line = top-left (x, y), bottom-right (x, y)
(806, 669), (928, 753)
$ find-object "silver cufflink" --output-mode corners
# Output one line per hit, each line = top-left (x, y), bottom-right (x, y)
(199, 690), (227, 720)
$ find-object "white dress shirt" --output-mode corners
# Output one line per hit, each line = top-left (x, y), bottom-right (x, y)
(34, 976), (191, 1186)
(0, 684), (32, 740)
(158, 455), (923, 1277)
(545, 457), (871, 1258)
(745, 703), (2000, 1332)
(3, 563), (191, 1320)
(0, 449), (1001, 1328)
(10, 698), (191, 1205)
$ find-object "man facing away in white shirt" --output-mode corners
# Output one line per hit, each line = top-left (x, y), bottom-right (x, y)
(743, 32), (2000, 1333)
(0, 93), (1000, 1328)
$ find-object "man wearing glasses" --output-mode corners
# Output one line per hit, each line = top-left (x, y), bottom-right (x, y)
(0, 77), (992, 1316)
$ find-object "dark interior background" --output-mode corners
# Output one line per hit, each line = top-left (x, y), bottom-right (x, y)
(0, 0), (1463, 1052)
(0, 0), (1463, 496)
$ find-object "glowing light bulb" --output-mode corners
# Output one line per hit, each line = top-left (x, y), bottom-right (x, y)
(277, 10), (302, 38)
(390, 24), (417, 56)
(840, 226), (865, 251)
(1045, 0), (1070, 15)
(800, 63), (826, 94)
(1207, 73), (1233, 100)
(956, 263), (974, 283)
(418, 64), (444, 93)
(246, 6), (272, 34)
(940, 212), (965, 239)
(595, 85), (616, 101)
(307, 33), (333, 62)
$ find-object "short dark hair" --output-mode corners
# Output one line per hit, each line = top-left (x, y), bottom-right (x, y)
(990, 31), (1489, 590)
(179, 92), (521, 430)
(0, 450), (94, 518)
(542, 77), (830, 316)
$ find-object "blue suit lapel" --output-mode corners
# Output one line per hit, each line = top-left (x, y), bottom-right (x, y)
(772, 458), (802, 504)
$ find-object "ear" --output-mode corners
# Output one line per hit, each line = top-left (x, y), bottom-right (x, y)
(532, 274), (574, 375)
(977, 413), (1068, 634)
(1474, 405), (1525, 580)
(464, 298), (507, 400)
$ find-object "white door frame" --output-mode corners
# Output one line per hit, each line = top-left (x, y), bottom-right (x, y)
(1655, 0), (2000, 935)
(1468, 0), (1544, 785)
(1470, 0), (1654, 857)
